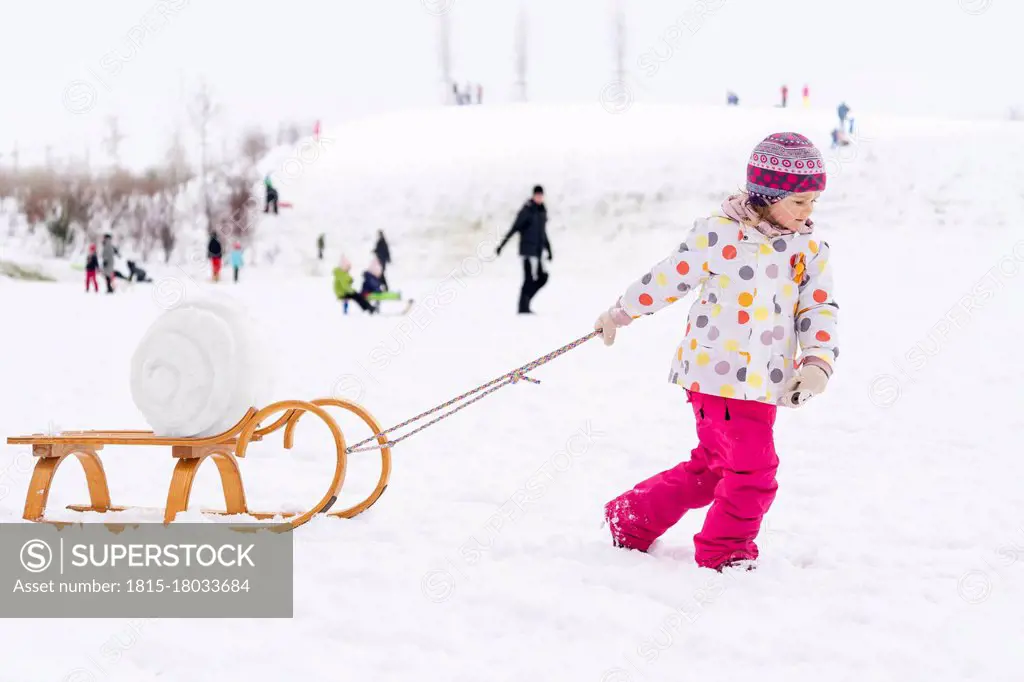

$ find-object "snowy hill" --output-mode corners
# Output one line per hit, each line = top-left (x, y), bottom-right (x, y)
(258, 102), (1024, 278)
(2, 102), (1024, 681)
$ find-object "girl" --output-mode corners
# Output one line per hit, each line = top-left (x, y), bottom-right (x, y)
(230, 241), (244, 283)
(595, 132), (839, 572)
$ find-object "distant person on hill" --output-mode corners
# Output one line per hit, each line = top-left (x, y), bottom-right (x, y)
(264, 174), (279, 214)
(497, 184), (552, 314)
(780, 84), (788, 108)
(208, 232), (223, 282)
(837, 102), (850, 128)
(317, 233), (325, 260)
(374, 230), (391, 289)
(85, 244), (99, 293)
(727, 91), (739, 106)
(230, 241), (243, 283)
(101, 234), (119, 293)
(126, 260), (152, 283)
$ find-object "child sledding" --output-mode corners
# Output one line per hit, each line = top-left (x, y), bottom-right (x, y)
(333, 253), (413, 315)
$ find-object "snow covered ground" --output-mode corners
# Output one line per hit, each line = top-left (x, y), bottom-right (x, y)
(2, 103), (1024, 681)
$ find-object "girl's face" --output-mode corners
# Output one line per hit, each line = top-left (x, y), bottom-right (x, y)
(767, 191), (820, 231)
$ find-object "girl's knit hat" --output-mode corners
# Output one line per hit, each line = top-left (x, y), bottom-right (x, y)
(746, 132), (826, 205)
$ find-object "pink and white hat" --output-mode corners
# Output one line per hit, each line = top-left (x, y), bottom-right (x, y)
(746, 132), (826, 204)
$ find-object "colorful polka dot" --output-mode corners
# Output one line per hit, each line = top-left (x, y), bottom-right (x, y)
(738, 292), (754, 307)
(702, 261), (709, 272)
(816, 330), (831, 342)
(708, 326), (720, 341)
(739, 265), (754, 280)
(666, 296), (678, 303)
(690, 339), (698, 350)
(696, 352), (711, 366)
(760, 331), (774, 345)
(739, 351), (751, 365)
(773, 239), (787, 252)
(679, 243), (689, 252)
(683, 360), (690, 373)
(766, 264), (779, 279)
(690, 382), (700, 392)
(760, 244), (773, 255)
(813, 289), (828, 303)
(834, 347), (840, 359)
(677, 347), (683, 362)
(799, 318), (812, 332)
(736, 367), (747, 382)
(718, 275), (731, 288)
(656, 272), (668, 287)
(754, 307), (769, 321)
(719, 384), (736, 398)
(708, 293), (718, 304)
(747, 373), (764, 388)
(773, 325), (785, 340)
(782, 283), (795, 298)
(714, 361), (731, 375)
(677, 282), (691, 293)
(695, 235), (709, 249)
(725, 339), (740, 352)
(642, 273), (652, 284)
(708, 232), (719, 247)
(639, 293), (653, 306)
(696, 315), (709, 328)
(738, 311), (750, 324)
(723, 245), (738, 260)
(770, 369), (784, 383)
(676, 261), (690, 276)
(711, 304), (722, 317)
(809, 240), (819, 254)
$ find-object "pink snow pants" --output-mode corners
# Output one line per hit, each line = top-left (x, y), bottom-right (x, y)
(605, 390), (779, 569)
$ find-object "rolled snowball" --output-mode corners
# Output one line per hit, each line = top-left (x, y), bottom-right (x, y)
(130, 293), (272, 437)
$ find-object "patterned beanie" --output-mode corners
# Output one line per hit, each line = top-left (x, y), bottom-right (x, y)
(746, 132), (826, 204)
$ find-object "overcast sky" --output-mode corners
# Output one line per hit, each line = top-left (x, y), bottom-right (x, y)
(1, 0), (1019, 170)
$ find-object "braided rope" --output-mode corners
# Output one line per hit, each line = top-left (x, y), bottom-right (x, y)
(344, 330), (601, 453)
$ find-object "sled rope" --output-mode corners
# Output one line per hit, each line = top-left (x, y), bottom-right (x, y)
(344, 330), (601, 453)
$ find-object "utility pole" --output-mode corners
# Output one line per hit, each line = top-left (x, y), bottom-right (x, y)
(514, 3), (528, 102)
(438, 11), (453, 104)
(613, 0), (627, 86)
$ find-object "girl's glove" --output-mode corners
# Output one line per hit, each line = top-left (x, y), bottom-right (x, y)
(594, 302), (633, 346)
(779, 364), (830, 407)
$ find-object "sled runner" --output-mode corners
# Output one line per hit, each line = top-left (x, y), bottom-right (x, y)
(6, 397), (392, 530)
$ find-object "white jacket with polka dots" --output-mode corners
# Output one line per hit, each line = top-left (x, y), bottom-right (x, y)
(616, 207), (839, 404)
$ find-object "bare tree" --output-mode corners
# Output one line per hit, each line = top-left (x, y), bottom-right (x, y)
(156, 128), (190, 262)
(514, 4), (528, 102)
(189, 80), (220, 231)
(103, 116), (125, 168)
(241, 128), (269, 167)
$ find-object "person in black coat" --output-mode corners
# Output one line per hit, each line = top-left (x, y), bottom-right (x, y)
(374, 230), (391, 289)
(208, 233), (224, 282)
(497, 185), (553, 314)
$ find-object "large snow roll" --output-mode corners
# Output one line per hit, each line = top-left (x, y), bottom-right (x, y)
(130, 294), (272, 437)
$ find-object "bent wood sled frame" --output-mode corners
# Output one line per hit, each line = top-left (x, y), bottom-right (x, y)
(6, 398), (392, 531)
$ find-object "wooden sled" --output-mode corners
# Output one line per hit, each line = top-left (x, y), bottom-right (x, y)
(6, 398), (392, 531)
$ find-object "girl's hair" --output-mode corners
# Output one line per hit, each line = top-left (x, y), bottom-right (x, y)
(733, 188), (779, 228)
